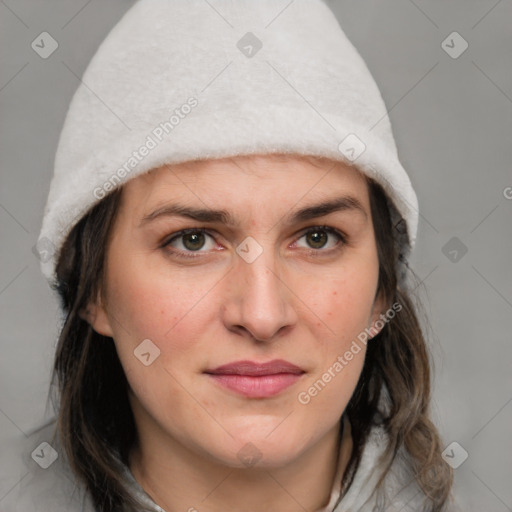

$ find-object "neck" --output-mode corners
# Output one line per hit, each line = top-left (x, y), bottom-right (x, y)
(129, 415), (353, 512)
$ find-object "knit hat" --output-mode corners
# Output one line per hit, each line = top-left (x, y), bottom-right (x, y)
(37, 0), (418, 289)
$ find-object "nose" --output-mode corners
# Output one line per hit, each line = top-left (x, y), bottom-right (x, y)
(221, 250), (298, 343)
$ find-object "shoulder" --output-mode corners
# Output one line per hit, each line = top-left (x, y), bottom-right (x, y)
(0, 418), (164, 512)
(0, 419), (95, 512)
(334, 424), (462, 512)
(334, 426), (421, 512)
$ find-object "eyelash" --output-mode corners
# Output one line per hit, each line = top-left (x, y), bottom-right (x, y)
(161, 226), (347, 260)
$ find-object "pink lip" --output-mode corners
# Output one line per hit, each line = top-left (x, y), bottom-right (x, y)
(205, 359), (305, 398)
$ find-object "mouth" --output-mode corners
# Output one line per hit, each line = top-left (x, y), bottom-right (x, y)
(204, 359), (305, 398)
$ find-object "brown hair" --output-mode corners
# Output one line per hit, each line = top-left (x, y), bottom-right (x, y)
(345, 174), (454, 509)
(49, 164), (453, 511)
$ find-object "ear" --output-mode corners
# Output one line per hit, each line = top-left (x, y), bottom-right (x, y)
(79, 292), (114, 338)
(367, 291), (388, 340)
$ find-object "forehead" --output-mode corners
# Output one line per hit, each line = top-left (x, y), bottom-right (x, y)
(120, 153), (370, 213)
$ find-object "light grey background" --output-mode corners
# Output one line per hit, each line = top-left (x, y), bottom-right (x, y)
(1, 0), (511, 510)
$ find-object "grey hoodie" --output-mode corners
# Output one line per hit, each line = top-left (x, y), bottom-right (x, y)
(0, 415), (462, 512)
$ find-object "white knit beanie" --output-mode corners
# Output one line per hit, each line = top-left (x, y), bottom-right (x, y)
(37, 0), (418, 289)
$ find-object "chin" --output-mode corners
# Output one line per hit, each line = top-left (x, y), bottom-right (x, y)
(204, 430), (312, 470)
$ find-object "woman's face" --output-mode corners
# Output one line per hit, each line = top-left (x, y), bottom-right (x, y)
(88, 154), (385, 468)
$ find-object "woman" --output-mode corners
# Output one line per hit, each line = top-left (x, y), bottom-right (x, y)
(27, 0), (458, 510)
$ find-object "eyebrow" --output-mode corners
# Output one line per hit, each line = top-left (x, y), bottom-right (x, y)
(139, 196), (368, 227)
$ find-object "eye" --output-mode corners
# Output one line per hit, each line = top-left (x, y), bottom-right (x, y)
(294, 226), (345, 251)
(162, 225), (345, 259)
(163, 228), (217, 254)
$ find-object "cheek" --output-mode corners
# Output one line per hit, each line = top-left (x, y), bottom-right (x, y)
(302, 238), (379, 321)
(106, 260), (213, 345)
(296, 296), (369, 421)
(104, 259), (228, 405)
(308, 265), (378, 340)
(297, 266), (376, 408)
(106, 269), (208, 419)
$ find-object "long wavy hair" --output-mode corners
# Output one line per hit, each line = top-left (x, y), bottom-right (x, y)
(49, 161), (454, 511)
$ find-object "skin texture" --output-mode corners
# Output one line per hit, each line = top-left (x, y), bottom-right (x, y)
(84, 154), (385, 512)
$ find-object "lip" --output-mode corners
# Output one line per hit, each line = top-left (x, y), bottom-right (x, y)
(205, 359), (305, 398)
